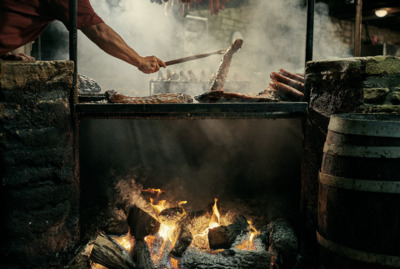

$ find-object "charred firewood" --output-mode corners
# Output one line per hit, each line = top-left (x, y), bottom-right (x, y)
(158, 207), (186, 226)
(127, 205), (161, 240)
(90, 233), (135, 269)
(209, 39), (243, 92)
(267, 218), (298, 269)
(255, 227), (270, 250)
(181, 247), (272, 269)
(170, 225), (193, 257)
(208, 215), (249, 250)
(132, 239), (155, 269)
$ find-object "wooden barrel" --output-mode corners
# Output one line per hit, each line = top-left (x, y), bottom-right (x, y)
(317, 113), (400, 269)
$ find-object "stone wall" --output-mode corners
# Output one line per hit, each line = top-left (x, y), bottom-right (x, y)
(300, 55), (400, 268)
(0, 61), (78, 268)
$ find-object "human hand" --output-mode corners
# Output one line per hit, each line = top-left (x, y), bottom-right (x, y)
(1, 52), (35, 61)
(138, 56), (166, 74)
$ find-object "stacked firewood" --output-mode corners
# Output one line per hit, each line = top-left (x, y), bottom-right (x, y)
(87, 203), (298, 268)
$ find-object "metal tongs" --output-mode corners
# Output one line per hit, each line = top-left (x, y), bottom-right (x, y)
(164, 49), (226, 66)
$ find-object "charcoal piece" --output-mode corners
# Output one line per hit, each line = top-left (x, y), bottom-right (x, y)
(132, 239), (155, 269)
(89, 233), (135, 269)
(208, 215), (249, 250)
(127, 205), (160, 240)
(267, 218), (298, 269)
(181, 247), (272, 269)
(170, 225), (193, 257)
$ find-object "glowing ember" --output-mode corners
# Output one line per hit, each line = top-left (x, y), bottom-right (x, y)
(170, 257), (179, 269)
(112, 233), (133, 251)
(145, 235), (165, 264)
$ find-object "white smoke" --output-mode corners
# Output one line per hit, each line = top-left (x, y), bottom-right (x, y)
(76, 0), (351, 94)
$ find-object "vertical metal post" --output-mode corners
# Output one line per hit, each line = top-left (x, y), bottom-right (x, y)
(305, 0), (315, 64)
(303, 0), (314, 102)
(68, 0), (79, 215)
(354, 0), (363, 56)
(37, 36), (42, 61)
(69, 0), (78, 95)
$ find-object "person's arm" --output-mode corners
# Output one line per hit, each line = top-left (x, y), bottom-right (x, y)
(81, 22), (166, 74)
(1, 52), (35, 61)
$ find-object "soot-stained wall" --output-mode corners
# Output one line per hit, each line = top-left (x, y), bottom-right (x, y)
(79, 118), (303, 237)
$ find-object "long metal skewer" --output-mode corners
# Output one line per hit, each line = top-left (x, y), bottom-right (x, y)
(165, 49), (226, 66)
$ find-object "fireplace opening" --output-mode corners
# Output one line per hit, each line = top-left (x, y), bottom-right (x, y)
(77, 118), (303, 268)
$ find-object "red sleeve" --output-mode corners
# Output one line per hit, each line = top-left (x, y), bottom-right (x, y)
(50, 0), (104, 30)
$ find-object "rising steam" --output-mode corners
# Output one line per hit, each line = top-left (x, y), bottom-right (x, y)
(74, 0), (350, 94)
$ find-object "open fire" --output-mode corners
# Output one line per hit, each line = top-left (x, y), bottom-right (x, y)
(82, 186), (298, 269)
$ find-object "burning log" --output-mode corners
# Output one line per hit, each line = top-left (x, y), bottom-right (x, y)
(132, 239), (155, 269)
(170, 224), (193, 257)
(90, 233), (136, 269)
(209, 39), (243, 92)
(208, 215), (249, 250)
(127, 205), (161, 240)
(181, 247), (272, 269)
(158, 207), (186, 226)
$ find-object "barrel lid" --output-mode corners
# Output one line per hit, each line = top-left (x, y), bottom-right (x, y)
(328, 114), (400, 138)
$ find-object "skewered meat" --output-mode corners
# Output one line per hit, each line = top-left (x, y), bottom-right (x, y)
(270, 72), (304, 92)
(278, 68), (305, 83)
(188, 70), (198, 82)
(209, 39), (243, 92)
(179, 71), (188, 81)
(258, 69), (305, 101)
(269, 80), (304, 100)
(105, 90), (193, 104)
(195, 90), (277, 103)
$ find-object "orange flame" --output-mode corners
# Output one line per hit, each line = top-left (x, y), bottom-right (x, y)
(170, 257), (179, 269)
(142, 188), (164, 198)
(178, 201), (187, 206)
(209, 198), (220, 229)
(112, 233), (133, 251)
(150, 198), (167, 215)
(236, 220), (259, 251)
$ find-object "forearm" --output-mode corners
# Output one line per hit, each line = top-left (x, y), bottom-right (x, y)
(81, 23), (165, 73)
(81, 23), (142, 67)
